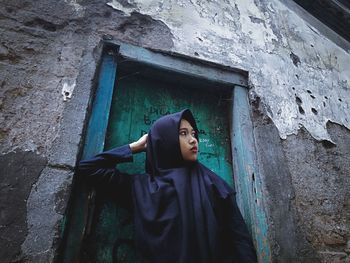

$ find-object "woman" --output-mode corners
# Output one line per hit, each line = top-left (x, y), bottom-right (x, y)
(78, 109), (257, 263)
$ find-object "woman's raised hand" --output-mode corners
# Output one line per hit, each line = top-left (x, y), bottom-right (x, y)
(129, 134), (148, 153)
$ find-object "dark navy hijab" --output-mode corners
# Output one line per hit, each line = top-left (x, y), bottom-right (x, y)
(131, 109), (240, 263)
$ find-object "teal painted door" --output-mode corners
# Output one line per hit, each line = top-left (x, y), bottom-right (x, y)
(81, 69), (234, 262)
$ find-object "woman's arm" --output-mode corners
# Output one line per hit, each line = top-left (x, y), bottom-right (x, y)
(129, 133), (148, 153)
(77, 134), (148, 187)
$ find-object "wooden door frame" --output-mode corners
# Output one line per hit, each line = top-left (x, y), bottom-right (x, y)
(60, 41), (270, 263)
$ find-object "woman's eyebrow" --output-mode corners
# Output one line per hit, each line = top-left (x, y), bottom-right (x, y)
(179, 127), (189, 131)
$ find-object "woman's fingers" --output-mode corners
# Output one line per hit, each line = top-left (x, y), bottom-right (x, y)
(140, 134), (148, 147)
(139, 134), (148, 150)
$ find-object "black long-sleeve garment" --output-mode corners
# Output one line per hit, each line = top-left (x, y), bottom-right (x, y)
(78, 110), (257, 263)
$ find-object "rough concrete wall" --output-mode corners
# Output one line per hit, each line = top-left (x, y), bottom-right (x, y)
(0, 1), (84, 154)
(251, 94), (350, 262)
(282, 122), (350, 262)
(0, 0), (349, 262)
(250, 94), (320, 262)
(1, 1), (92, 261)
(0, 151), (47, 262)
(0, 0), (173, 262)
(0, 0), (173, 155)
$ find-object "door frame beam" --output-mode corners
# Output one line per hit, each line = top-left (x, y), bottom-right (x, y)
(107, 41), (248, 88)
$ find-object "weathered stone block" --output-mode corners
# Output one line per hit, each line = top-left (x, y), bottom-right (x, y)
(0, 151), (47, 263)
(21, 167), (73, 262)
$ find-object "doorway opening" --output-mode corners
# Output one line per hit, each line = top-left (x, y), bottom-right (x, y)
(59, 42), (269, 263)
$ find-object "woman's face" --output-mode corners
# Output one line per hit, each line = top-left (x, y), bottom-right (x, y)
(179, 119), (198, 162)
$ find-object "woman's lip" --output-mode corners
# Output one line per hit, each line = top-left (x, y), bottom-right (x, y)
(191, 147), (198, 152)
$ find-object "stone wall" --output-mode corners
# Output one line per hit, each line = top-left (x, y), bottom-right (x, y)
(0, 1), (174, 262)
(0, 0), (349, 262)
(282, 122), (350, 262)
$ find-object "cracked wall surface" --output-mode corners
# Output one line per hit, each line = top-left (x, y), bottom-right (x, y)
(0, 0), (349, 262)
(282, 122), (350, 262)
(107, 0), (350, 142)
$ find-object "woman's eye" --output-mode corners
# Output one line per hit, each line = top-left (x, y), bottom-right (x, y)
(179, 131), (187, 136)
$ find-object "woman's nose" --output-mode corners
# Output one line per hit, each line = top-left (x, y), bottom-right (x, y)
(189, 136), (196, 144)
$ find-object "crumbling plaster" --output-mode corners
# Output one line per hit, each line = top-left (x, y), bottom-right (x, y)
(107, 0), (350, 142)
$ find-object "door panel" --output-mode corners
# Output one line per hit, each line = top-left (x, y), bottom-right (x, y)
(82, 68), (233, 262)
(107, 74), (233, 182)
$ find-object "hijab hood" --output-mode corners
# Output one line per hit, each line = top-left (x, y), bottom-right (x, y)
(145, 109), (198, 175)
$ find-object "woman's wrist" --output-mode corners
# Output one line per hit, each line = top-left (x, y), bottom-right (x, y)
(129, 134), (148, 154)
(129, 142), (140, 154)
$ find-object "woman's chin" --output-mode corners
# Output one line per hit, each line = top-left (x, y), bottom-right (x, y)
(184, 155), (198, 162)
